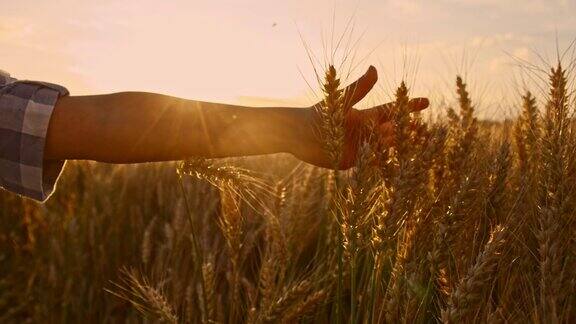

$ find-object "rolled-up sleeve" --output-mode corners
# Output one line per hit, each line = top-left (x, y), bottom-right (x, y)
(0, 75), (69, 202)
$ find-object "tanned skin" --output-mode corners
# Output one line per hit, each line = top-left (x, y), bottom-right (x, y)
(45, 66), (429, 169)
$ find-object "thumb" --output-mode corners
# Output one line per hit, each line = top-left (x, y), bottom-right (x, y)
(342, 65), (378, 111)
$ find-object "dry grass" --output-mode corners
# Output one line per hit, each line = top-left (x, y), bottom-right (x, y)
(1, 61), (576, 323)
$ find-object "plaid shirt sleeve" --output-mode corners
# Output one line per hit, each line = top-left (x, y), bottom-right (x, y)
(0, 70), (69, 202)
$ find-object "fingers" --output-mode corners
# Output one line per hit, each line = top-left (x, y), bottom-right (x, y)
(409, 97), (430, 112)
(357, 96), (430, 155)
(342, 66), (378, 111)
(371, 97), (430, 123)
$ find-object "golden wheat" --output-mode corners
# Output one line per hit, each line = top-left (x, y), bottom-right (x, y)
(2, 60), (576, 323)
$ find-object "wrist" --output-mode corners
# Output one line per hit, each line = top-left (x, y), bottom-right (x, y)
(276, 107), (316, 155)
(285, 107), (330, 167)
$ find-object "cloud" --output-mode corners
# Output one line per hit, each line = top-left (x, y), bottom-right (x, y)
(488, 46), (532, 74)
(511, 47), (532, 61)
(443, 0), (570, 13)
(470, 33), (514, 47)
(0, 18), (31, 42)
(469, 33), (535, 48)
(388, 0), (422, 15)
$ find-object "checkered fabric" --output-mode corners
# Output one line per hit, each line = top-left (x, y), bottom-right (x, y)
(0, 70), (69, 201)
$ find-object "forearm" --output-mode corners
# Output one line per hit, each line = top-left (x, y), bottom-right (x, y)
(45, 92), (315, 163)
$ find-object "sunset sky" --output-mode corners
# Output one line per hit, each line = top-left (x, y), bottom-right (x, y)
(1, 0), (575, 119)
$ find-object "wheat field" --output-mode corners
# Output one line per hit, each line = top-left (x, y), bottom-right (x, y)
(1, 61), (575, 323)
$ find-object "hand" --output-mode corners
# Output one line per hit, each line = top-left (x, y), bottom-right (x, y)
(295, 66), (429, 169)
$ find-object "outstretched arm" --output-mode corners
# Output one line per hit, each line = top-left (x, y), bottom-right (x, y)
(45, 67), (429, 168)
(46, 92), (314, 163)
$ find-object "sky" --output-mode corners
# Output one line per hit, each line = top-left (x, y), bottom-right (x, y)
(1, 0), (575, 119)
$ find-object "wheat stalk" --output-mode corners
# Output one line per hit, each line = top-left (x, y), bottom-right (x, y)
(280, 289), (327, 323)
(178, 157), (272, 211)
(514, 91), (540, 175)
(107, 269), (178, 324)
(537, 63), (572, 322)
(315, 65), (347, 323)
(202, 257), (217, 323)
(316, 65), (346, 167)
(261, 279), (313, 323)
(442, 225), (506, 323)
